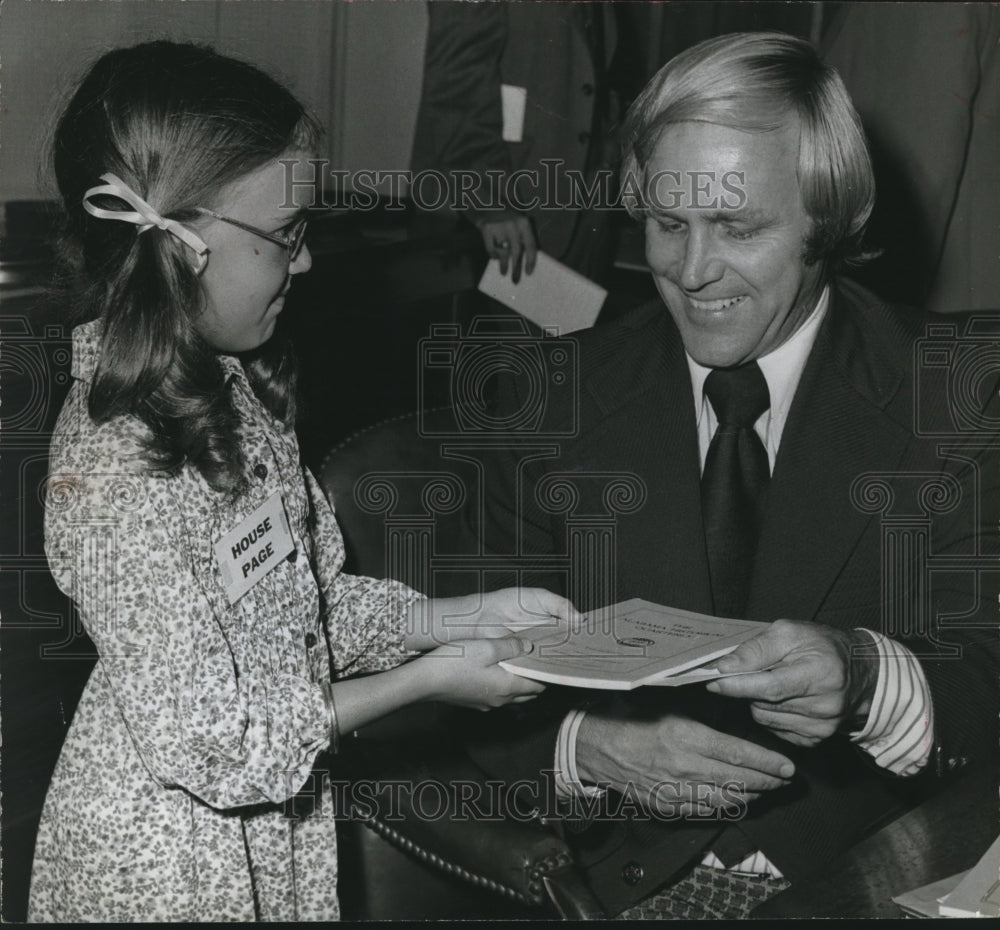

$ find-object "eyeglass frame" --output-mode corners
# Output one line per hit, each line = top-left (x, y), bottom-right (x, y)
(193, 207), (309, 260)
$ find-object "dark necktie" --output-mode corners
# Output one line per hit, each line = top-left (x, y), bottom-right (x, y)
(701, 363), (771, 619)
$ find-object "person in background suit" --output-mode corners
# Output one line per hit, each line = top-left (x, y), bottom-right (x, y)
(410, 0), (641, 284)
(468, 32), (1000, 919)
(820, 2), (1000, 312)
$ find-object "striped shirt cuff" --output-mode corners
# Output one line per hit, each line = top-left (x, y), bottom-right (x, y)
(554, 708), (606, 799)
(849, 629), (934, 776)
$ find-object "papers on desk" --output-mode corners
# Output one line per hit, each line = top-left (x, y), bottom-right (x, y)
(893, 835), (1000, 918)
(478, 251), (606, 334)
(939, 835), (1000, 917)
(893, 872), (968, 918)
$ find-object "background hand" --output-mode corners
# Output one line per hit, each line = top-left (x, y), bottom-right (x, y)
(476, 213), (537, 282)
(416, 636), (545, 710)
(706, 620), (879, 746)
(576, 702), (794, 816)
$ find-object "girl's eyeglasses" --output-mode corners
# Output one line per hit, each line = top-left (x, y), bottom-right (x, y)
(194, 208), (308, 261)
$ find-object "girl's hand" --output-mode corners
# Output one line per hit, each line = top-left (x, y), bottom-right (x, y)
(405, 589), (581, 652)
(426, 588), (582, 645)
(414, 636), (545, 710)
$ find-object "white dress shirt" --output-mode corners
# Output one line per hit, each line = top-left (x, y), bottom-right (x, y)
(555, 286), (934, 877)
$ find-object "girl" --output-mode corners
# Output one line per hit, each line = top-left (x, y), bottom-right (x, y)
(29, 41), (572, 922)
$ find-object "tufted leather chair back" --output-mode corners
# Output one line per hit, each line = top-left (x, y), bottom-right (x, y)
(318, 407), (481, 595)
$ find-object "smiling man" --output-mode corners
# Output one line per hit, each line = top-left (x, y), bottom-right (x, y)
(472, 32), (1000, 919)
(642, 120), (823, 369)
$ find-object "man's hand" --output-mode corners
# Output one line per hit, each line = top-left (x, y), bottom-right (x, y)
(575, 702), (795, 816)
(706, 620), (880, 747)
(476, 213), (537, 282)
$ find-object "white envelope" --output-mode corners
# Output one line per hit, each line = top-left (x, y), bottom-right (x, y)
(500, 84), (527, 143)
(477, 251), (607, 334)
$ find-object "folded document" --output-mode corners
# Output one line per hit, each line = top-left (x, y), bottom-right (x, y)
(478, 251), (606, 334)
(500, 598), (770, 689)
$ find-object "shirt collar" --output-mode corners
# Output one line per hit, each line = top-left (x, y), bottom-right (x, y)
(217, 353), (246, 383)
(687, 285), (830, 427)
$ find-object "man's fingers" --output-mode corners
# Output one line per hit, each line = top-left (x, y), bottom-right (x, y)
(750, 704), (839, 740)
(509, 237), (525, 284)
(481, 223), (512, 262)
(510, 217), (537, 277)
(754, 726), (825, 749)
(480, 216), (536, 280)
(709, 762), (793, 793)
(707, 660), (813, 702)
(704, 731), (796, 780)
(521, 223), (538, 274)
(750, 694), (844, 719)
(490, 222), (516, 273)
(714, 630), (789, 675)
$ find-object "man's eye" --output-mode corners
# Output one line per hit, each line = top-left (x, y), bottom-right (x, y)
(726, 225), (757, 241)
(654, 219), (685, 234)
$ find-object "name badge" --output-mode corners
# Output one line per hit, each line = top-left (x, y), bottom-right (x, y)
(214, 491), (295, 604)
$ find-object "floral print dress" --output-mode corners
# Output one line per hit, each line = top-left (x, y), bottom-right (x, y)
(28, 320), (421, 922)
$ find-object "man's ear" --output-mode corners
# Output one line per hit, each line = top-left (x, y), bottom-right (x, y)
(800, 219), (823, 267)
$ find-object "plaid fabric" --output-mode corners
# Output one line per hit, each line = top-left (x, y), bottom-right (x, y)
(616, 865), (791, 920)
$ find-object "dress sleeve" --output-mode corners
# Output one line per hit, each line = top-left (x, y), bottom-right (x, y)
(303, 468), (424, 676)
(44, 434), (331, 810)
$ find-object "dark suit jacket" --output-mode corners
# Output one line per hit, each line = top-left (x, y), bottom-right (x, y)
(468, 278), (1000, 915)
(821, 3), (1000, 311)
(410, 1), (621, 267)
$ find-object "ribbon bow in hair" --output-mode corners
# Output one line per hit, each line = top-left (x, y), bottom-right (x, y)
(82, 173), (209, 272)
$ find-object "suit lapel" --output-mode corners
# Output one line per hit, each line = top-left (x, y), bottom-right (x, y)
(582, 311), (714, 613)
(749, 284), (913, 623)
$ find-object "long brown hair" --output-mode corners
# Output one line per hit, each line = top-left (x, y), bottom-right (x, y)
(52, 41), (322, 495)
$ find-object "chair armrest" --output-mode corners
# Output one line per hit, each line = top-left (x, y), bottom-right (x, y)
(341, 732), (605, 918)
